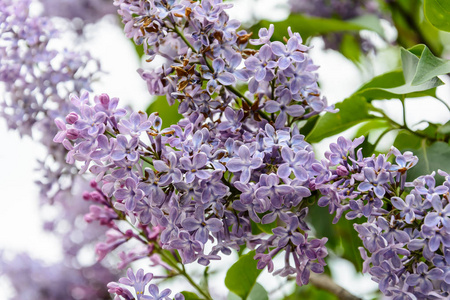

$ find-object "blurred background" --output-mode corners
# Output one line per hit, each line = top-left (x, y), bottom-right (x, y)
(1, 0), (449, 299)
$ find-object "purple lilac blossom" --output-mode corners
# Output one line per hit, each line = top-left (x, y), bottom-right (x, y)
(48, 0), (450, 299)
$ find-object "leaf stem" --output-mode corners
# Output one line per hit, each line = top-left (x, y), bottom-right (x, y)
(154, 245), (213, 300)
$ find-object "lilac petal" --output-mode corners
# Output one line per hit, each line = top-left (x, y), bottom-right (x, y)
(196, 227), (209, 243)
(264, 101), (280, 113)
(424, 213), (440, 227)
(212, 58), (225, 72)
(206, 218), (222, 232)
(374, 185), (385, 198)
(290, 51), (305, 62)
(234, 69), (250, 81)
(363, 168), (377, 182)
(217, 72), (236, 85)
(255, 67), (266, 82)
(293, 167), (308, 181)
(153, 160), (169, 172)
(429, 235), (441, 252)
(196, 170), (211, 180)
(276, 185), (294, 194)
(286, 37), (298, 52)
(182, 218), (200, 231)
(160, 289), (171, 297)
(245, 56), (260, 70)
(250, 157), (263, 169)
(259, 44), (272, 60)
(185, 172), (195, 184)
(277, 164), (291, 178)
(227, 158), (244, 172)
(262, 213), (277, 224)
(278, 57), (290, 70)
(240, 168), (251, 183)
(270, 41), (286, 56)
(274, 112), (287, 128)
(358, 182), (373, 192)
(428, 268), (444, 280)
(391, 197), (406, 210)
(435, 186), (449, 194)
(148, 284), (159, 296)
(286, 105), (305, 117)
(405, 274), (420, 286)
(431, 195), (443, 211)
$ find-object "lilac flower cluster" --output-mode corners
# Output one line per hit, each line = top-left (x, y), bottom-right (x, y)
(0, 1), (117, 298)
(53, 0), (336, 295)
(108, 268), (184, 300)
(288, 0), (378, 53)
(315, 136), (450, 298)
(51, 0), (450, 298)
(40, 0), (116, 24)
(0, 253), (115, 300)
(0, 0), (98, 142)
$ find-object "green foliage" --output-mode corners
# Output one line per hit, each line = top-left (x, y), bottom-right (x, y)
(181, 291), (203, 300)
(407, 142), (450, 185)
(308, 205), (363, 272)
(353, 46), (443, 101)
(252, 14), (383, 43)
(306, 96), (374, 143)
(227, 283), (268, 300)
(424, 0), (450, 32)
(255, 220), (277, 234)
(409, 45), (450, 86)
(283, 280), (337, 300)
(146, 96), (182, 126)
(355, 119), (390, 138)
(340, 34), (363, 64)
(225, 251), (263, 300)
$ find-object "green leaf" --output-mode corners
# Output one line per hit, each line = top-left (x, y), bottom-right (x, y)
(298, 115), (319, 137)
(146, 96), (182, 127)
(355, 119), (390, 138)
(225, 251), (262, 300)
(306, 96), (373, 143)
(393, 131), (422, 150)
(340, 34), (363, 64)
(437, 121), (450, 135)
(410, 46), (450, 86)
(347, 14), (386, 38)
(308, 205), (363, 272)
(424, 0), (450, 32)
(283, 283), (338, 300)
(353, 46), (444, 101)
(228, 283), (269, 300)
(406, 141), (450, 185)
(181, 291), (203, 300)
(252, 14), (383, 42)
(255, 220), (277, 234)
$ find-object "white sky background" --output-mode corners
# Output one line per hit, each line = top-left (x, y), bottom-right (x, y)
(1, 0), (450, 299)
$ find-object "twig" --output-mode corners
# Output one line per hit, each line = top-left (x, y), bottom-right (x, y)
(309, 273), (362, 300)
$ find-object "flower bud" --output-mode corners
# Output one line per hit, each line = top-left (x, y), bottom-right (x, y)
(336, 165), (349, 176)
(66, 128), (79, 140)
(99, 93), (110, 106)
(65, 112), (78, 124)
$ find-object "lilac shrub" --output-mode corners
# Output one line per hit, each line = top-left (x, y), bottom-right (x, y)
(288, 0), (379, 52)
(0, 253), (115, 300)
(1, 0), (448, 299)
(55, 0), (334, 297)
(52, 0), (450, 299)
(316, 138), (450, 298)
(0, 0), (116, 298)
(40, 0), (116, 24)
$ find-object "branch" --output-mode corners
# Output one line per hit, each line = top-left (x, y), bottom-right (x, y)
(309, 273), (362, 300)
